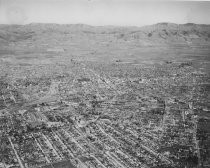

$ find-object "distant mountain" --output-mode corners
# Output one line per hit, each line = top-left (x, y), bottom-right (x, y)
(0, 22), (210, 44)
(120, 23), (210, 43)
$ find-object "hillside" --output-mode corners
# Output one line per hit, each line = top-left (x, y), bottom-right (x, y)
(0, 23), (210, 45)
(1, 23), (210, 75)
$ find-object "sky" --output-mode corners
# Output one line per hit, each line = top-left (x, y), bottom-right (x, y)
(0, 0), (210, 26)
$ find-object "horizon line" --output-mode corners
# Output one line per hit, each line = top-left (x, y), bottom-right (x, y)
(1, 22), (210, 28)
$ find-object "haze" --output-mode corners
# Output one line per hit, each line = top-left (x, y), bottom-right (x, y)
(0, 0), (210, 26)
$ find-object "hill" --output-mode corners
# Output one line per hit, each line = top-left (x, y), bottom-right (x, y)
(0, 22), (210, 70)
(0, 23), (210, 45)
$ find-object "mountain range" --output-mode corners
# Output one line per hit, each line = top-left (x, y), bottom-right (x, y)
(0, 23), (210, 45)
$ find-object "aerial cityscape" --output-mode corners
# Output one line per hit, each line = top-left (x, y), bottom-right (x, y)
(0, 22), (209, 168)
(0, 1), (210, 168)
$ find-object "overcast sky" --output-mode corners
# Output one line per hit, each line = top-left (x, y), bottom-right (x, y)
(0, 0), (210, 26)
